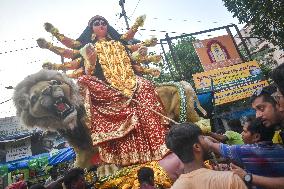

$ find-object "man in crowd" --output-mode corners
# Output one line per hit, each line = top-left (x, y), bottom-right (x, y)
(250, 85), (283, 143)
(208, 119), (244, 145)
(240, 116), (259, 144)
(63, 168), (86, 189)
(166, 123), (247, 189)
(205, 118), (284, 188)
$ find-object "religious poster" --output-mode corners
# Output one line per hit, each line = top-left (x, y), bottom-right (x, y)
(193, 60), (269, 105)
(193, 35), (242, 71)
(5, 137), (32, 162)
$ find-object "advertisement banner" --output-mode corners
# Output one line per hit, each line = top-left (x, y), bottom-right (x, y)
(193, 35), (242, 71)
(193, 60), (269, 105)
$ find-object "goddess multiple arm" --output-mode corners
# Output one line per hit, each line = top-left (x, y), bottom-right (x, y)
(37, 15), (162, 79)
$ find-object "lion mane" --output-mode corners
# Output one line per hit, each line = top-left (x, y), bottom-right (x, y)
(13, 69), (82, 130)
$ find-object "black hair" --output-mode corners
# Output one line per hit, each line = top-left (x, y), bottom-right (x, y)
(75, 16), (134, 79)
(250, 85), (277, 106)
(227, 119), (243, 133)
(271, 63), (284, 95)
(29, 184), (46, 189)
(166, 123), (202, 163)
(240, 116), (255, 126)
(137, 167), (154, 185)
(63, 168), (84, 189)
(247, 118), (275, 142)
(76, 17), (126, 47)
(47, 178), (64, 189)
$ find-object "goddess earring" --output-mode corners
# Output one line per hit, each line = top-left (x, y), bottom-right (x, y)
(91, 33), (97, 41)
(107, 34), (112, 40)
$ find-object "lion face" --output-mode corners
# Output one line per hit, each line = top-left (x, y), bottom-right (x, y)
(28, 80), (73, 119)
(13, 70), (82, 131)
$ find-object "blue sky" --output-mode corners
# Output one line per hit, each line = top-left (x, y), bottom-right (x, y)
(0, 0), (243, 117)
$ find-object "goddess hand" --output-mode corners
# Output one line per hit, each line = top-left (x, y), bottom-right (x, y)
(37, 38), (52, 49)
(42, 62), (62, 70)
(44, 22), (59, 35)
(150, 69), (161, 77)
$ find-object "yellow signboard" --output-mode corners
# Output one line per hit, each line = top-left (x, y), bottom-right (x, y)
(193, 60), (269, 105)
(214, 80), (268, 105)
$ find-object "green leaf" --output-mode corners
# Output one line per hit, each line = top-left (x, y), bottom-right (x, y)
(28, 156), (48, 170)
(0, 165), (8, 176)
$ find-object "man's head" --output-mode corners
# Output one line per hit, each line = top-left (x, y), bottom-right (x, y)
(241, 118), (275, 144)
(166, 123), (210, 164)
(241, 116), (257, 144)
(272, 63), (284, 113)
(63, 168), (85, 189)
(227, 119), (243, 133)
(250, 85), (281, 127)
(137, 167), (154, 186)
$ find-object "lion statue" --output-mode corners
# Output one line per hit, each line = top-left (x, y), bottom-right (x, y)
(13, 69), (207, 167)
(13, 69), (97, 168)
(156, 81), (206, 123)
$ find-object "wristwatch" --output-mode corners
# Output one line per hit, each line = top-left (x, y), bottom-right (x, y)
(244, 173), (253, 184)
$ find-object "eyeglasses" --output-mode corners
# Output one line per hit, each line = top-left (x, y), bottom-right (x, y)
(271, 92), (283, 103)
(93, 20), (107, 26)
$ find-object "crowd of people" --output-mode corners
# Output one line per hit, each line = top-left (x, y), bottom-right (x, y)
(167, 63), (284, 189)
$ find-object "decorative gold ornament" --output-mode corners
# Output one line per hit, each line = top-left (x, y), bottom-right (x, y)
(91, 33), (97, 41)
(95, 40), (137, 97)
(195, 118), (211, 134)
(96, 161), (173, 189)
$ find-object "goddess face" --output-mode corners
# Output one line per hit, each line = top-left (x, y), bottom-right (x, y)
(92, 19), (108, 39)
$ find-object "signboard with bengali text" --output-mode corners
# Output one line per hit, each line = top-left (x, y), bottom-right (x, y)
(193, 60), (269, 105)
(5, 138), (32, 162)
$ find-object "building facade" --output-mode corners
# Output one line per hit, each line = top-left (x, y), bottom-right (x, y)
(234, 24), (284, 66)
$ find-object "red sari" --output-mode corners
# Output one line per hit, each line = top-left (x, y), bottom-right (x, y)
(78, 75), (169, 165)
